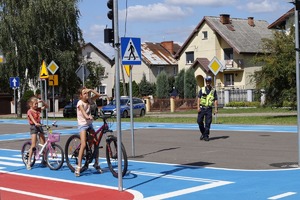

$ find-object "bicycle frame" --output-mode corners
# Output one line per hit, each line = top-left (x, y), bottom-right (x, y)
(34, 138), (54, 160)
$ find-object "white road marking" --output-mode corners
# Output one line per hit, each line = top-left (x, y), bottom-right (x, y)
(131, 170), (233, 199)
(0, 156), (22, 161)
(268, 192), (297, 199)
(0, 187), (68, 200)
(0, 161), (23, 166)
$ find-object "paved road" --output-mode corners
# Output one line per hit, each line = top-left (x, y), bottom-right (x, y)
(0, 119), (299, 199)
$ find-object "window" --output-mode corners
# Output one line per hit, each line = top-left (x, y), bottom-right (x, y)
(173, 66), (177, 76)
(202, 31), (208, 39)
(223, 48), (233, 60)
(86, 52), (91, 59)
(185, 51), (194, 64)
(99, 85), (106, 94)
(224, 74), (234, 86)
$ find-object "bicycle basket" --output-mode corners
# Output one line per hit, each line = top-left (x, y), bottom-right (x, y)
(48, 133), (60, 142)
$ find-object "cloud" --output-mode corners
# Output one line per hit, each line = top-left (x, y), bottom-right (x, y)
(165, 0), (237, 6)
(120, 3), (192, 22)
(242, 0), (280, 13)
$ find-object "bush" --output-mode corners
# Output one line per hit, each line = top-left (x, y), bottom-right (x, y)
(226, 101), (260, 107)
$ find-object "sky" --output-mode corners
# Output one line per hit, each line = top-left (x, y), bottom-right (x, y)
(78, 0), (294, 59)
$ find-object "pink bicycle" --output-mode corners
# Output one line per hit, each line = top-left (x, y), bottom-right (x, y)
(21, 122), (64, 170)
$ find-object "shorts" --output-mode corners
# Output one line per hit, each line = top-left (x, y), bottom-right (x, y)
(78, 124), (94, 133)
(30, 125), (44, 135)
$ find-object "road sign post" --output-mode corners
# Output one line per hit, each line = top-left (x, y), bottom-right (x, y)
(10, 77), (20, 116)
(47, 61), (59, 118)
(208, 57), (223, 124)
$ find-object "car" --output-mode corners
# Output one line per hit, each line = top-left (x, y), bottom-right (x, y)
(100, 97), (146, 118)
(63, 99), (99, 118)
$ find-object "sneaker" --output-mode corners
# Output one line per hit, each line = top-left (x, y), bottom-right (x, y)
(26, 163), (31, 170)
(200, 135), (204, 140)
(75, 166), (81, 177)
(93, 163), (103, 174)
(204, 136), (209, 141)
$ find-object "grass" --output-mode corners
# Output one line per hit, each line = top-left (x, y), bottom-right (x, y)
(2, 107), (297, 125)
(121, 107), (298, 125)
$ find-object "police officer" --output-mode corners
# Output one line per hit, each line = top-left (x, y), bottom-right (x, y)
(197, 76), (218, 141)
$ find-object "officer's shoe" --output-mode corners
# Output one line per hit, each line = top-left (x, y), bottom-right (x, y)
(200, 135), (204, 140)
(204, 136), (209, 141)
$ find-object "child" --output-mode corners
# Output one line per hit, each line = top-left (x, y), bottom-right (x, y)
(75, 87), (101, 177)
(26, 96), (48, 170)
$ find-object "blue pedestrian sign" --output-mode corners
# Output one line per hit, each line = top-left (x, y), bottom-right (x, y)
(9, 77), (20, 88)
(121, 37), (142, 65)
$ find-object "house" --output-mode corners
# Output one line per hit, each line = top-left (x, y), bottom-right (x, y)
(81, 42), (114, 98)
(175, 14), (273, 90)
(268, 8), (294, 31)
(121, 41), (181, 84)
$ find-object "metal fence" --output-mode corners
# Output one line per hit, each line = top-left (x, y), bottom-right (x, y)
(147, 89), (257, 112)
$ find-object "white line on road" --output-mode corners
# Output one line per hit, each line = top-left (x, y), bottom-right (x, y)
(0, 187), (68, 200)
(268, 192), (297, 199)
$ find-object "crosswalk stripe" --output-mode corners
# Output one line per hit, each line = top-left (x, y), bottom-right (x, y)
(0, 161), (24, 167)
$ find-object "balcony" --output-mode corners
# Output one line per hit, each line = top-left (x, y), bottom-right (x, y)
(223, 59), (244, 71)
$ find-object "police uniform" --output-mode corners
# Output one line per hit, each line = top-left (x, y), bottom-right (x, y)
(197, 81), (218, 141)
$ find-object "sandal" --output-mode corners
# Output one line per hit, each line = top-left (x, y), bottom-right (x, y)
(26, 163), (31, 170)
(93, 163), (103, 174)
(75, 166), (81, 177)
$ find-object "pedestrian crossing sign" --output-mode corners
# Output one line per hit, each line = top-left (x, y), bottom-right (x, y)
(121, 37), (142, 65)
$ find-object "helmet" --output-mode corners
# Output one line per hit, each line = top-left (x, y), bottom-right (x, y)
(205, 76), (212, 81)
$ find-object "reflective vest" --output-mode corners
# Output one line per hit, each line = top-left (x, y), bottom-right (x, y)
(200, 87), (215, 107)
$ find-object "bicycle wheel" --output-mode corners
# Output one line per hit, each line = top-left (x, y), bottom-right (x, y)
(106, 136), (128, 178)
(21, 141), (36, 167)
(45, 143), (64, 170)
(65, 135), (88, 173)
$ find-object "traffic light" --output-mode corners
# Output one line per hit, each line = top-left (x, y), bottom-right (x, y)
(104, 0), (114, 45)
(296, 0), (300, 11)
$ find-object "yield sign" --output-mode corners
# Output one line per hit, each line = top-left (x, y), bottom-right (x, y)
(208, 57), (223, 76)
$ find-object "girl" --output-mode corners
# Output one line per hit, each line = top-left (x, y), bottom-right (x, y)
(75, 87), (101, 177)
(26, 96), (48, 170)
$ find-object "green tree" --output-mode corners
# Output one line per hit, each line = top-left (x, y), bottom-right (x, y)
(0, 0), (83, 116)
(184, 68), (197, 98)
(156, 71), (169, 98)
(139, 73), (153, 97)
(85, 61), (105, 90)
(132, 81), (139, 97)
(175, 69), (185, 98)
(253, 26), (295, 107)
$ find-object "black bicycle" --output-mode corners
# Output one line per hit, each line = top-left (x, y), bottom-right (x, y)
(64, 115), (128, 178)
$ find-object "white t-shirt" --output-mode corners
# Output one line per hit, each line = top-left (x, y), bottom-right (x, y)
(77, 99), (93, 126)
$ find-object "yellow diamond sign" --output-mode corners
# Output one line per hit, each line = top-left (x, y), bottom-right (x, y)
(208, 57), (223, 75)
(47, 60), (59, 74)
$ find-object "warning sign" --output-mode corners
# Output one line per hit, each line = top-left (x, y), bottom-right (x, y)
(40, 60), (49, 79)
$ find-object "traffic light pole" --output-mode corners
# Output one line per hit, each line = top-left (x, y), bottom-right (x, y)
(293, 0), (300, 167)
(112, 0), (123, 191)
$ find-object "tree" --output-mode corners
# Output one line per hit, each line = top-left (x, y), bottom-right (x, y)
(139, 73), (153, 97)
(184, 68), (197, 98)
(156, 71), (169, 99)
(85, 61), (105, 90)
(0, 0), (83, 116)
(175, 69), (185, 98)
(253, 26), (295, 107)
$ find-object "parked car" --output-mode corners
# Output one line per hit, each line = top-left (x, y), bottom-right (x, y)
(100, 97), (146, 118)
(63, 99), (99, 118)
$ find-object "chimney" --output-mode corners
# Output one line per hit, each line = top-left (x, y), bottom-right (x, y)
(248, 17), (255, 27)
(220, 14), (230, 24)
(161, 41), (174, 54)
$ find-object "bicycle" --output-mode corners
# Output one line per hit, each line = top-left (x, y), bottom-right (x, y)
(64, 114), (128, 178)
(21, 122), (64, 170)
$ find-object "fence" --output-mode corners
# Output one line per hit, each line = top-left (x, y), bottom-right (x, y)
(146, 89), (260, 112)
